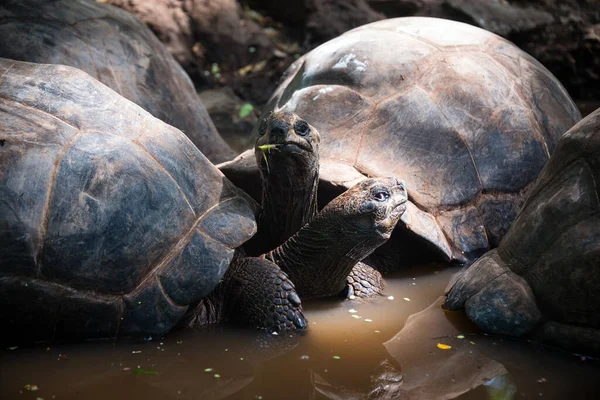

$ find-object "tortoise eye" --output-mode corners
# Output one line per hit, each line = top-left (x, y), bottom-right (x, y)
(372, 189), (390, 202)
(294, 120), (310, 136)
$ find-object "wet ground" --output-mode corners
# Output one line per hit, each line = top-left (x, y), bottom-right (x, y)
(1, 264), (599, 400)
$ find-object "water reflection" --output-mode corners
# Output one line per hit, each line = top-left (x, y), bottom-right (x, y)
(483, 375), (517, 400)
(1, 264), (599, 400)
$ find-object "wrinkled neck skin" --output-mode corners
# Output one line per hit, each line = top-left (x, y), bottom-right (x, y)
(248, 153), (319, 256)
(267, 209), (386, 299)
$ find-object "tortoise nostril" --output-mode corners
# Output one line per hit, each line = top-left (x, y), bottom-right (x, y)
(396, 179), (406, 191)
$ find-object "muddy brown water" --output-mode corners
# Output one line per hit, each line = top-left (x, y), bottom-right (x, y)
(1, 264), (599, 400)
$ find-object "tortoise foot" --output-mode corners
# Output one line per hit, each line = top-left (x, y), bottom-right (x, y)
(535, 321), (600, 357)
(227, 257), (307, 332)
(345, 262), (385, 299)
(445, 250), (541, 336)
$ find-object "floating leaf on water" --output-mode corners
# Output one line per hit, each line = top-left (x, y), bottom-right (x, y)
(351, 315), (361, 319)
(239, 103), (254, 119)
(132, 350), (142, 354)
(36, 397), (44, 400)
(348, 309), (357, 313)
(348, 295), (356, 300)
(248, 46), (256, 53)
(387, 296), (394, 300)
(457, 335), (465, 339)
(214, 374), (221, 378)
(374, 330), (381, 333)
(24, 384), (39, 391)
(403, 297), (411, 302)
(437, 343), (452, 350)
(365, 319), (373, 323)
(7, 346), (17, 350)
(470, 341), (476, 345)
(133, 368), (158, 375)
(204, 368), (214, 373)
(333, 356), (341, 360)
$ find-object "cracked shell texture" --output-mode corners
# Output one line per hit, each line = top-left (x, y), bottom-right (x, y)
(265, 17), (580, 258)
(0, 0), (234, 163)
(0, 58), (256, 342)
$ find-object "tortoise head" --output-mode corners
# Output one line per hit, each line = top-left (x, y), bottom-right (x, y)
(323, 177), (408, 240)
(254, 110), (320, 180)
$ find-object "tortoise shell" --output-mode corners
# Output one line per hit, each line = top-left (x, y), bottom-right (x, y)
(495, 107), (600, 327)
(0, 58), (256, 342)
(225, 17), (581, 262)
(444, 108), (600, 354)
(0, 0), (234, 163)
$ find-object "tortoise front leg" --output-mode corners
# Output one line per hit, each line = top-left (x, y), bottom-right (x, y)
(221, 257), (307, 332)
(345, 262), (385, 298)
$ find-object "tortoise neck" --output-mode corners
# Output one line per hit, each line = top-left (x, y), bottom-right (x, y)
(248, 159), (319, 255)
(267, 210), (385, 299)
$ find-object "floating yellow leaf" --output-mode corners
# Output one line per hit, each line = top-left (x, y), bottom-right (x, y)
(457, 335), (465, 339)
(437, 343), (452, 350)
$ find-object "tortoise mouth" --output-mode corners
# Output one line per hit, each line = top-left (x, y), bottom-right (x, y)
(257, 140), (313, 155)
(376, 201), (408, 239)
(279, 141), (312, 153)
(281, 143), (308, 154)
(391, 202), (407, 218)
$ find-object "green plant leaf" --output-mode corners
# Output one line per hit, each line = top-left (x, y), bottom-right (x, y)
(239, 103), (254, 119)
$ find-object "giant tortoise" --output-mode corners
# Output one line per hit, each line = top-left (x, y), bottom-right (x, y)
(445, 108), (600, 356)
(0, 58), (307, 343)
(0, 58), (409, 342)
(0, 0), (234, 163)
(220, 17), (581, 266)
